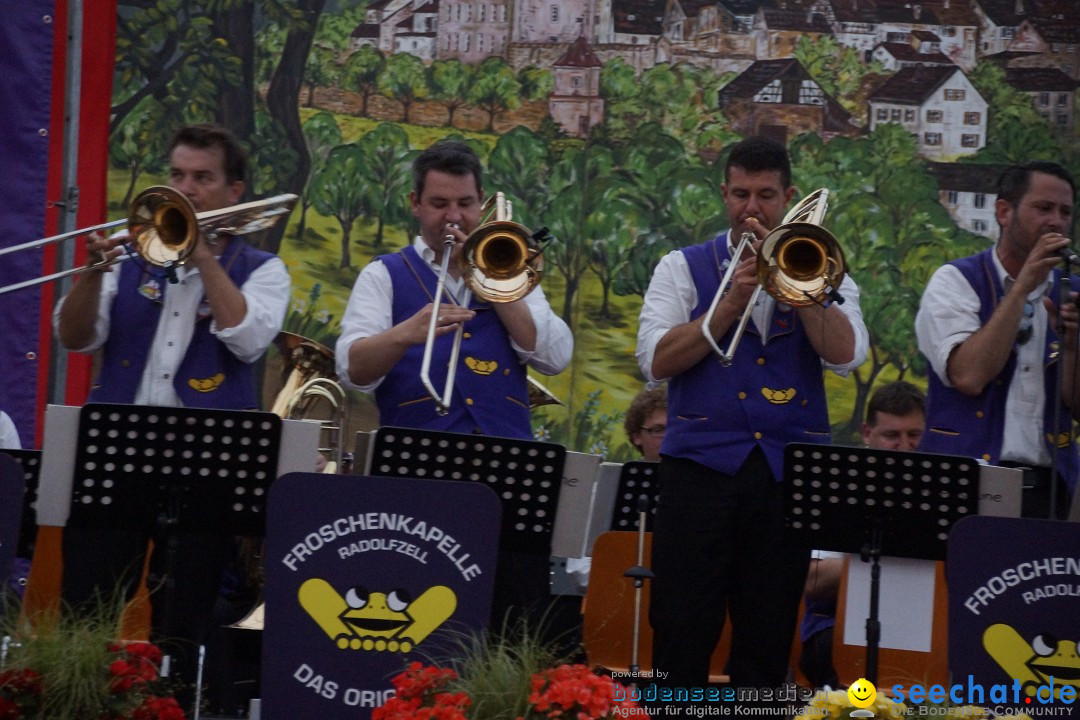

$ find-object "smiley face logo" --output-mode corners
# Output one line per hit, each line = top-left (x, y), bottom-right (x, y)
(848, 678), (877, 709)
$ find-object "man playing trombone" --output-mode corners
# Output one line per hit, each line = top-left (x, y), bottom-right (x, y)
(53, 123), (290, 704)
(336, 139), (572, 439)
(635, 136), (868, 705)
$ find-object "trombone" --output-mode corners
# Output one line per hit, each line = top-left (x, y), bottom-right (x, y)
(420, 191), (549, 414)
(701, 188), (845, 365)
(0, 185), (297, 295)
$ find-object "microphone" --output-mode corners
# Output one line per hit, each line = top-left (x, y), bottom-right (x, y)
(1058, 247), (1080, 266)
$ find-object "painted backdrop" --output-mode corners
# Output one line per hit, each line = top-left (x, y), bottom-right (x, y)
(99, 0), (1080, 458)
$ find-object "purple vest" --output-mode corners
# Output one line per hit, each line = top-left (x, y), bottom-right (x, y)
(920, 248), (1079, 490)
(663, 232), (832, 480)
(375, 245), (532, 439)
(89, 240), (275, 409)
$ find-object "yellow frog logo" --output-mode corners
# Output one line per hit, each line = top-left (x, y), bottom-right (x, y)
(1046, 431), (1072, 449)
(187, 373), (225, 392)
(299, 578), (456, 652)
(761, 387), (797, 404)
(984, 623), (1080, 702)
(465, 357), (498, 375)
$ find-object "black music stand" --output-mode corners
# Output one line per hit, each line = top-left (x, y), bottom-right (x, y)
(67, 404), (281, 637)
(610, 461), (659, 532)
(370, 426), (565, 554)
(370, 426), (565, 628)
(783, 444), (979, 684)
(0, 453), (25, 593)
(3, 449), (42, 559)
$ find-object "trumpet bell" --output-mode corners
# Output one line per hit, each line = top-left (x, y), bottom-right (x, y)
(461, 220), (543, 303)
(127, 186), (199, 266)
(758, 222), (845, 307)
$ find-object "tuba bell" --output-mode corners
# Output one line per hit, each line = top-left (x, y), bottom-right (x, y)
(231, 333), (349, 631)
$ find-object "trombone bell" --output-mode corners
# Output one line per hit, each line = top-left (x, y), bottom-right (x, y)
(758, 223), (845, 307)
(700, 187), (844, 364)
(127, 186), (199, 266)
(0, 185), (297, 295)
(462, 220), (543, 303)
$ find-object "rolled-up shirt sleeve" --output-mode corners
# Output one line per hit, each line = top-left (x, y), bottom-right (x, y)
(51, 271), (118, 354)
(824, 273), (869, 377)
(335, 260), (395, 393)
(915, 264), (981, 387)
(636, 249), (869, 381)
(636, 250), (697, 383)
(511, 284), (573, 375)
(212, 256), (291, 363)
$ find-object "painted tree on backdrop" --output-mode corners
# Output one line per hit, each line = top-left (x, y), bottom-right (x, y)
(295, 111), (343, 248)
(111, 0), (337, 254)
(428, 59), (474, 128)
(342, 45), (387, 119)
(379, 52), (429, 123)
(109, 104), (170, 211)
(968, 62), (1069, 166)
(311, 143), (367, 271)
(356, 123), (416, 250)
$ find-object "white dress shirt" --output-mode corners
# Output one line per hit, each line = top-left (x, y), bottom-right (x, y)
(336, 237), (574, 392)
(0, 411), (21, 449)
(636, 233), (869, 382)
(53, 252), (290, 408)
(915, 248), (1050, 465)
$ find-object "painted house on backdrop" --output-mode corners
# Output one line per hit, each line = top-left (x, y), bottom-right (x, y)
(439, 0), (512, 62)
(1004, 66), (1079, 132)
(717, 58), (857, 143)
(1007, 15), (1080, 79)
(926, 162), (1008, 241)
(549, 36), (605, 137)
(871, 40), (955, 71)
(972, 0), (1077, 74)
(972, 0), (1027, 56)
(350, 0), (440, 59)
(752, 3), (832, 59)
(867, 65), (987, 160)
(662, 0), (756, 74)
(508, 0), (598, 68)
(828, 0), (979, 71)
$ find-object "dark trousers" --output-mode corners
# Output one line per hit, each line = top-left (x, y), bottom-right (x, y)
(798, 626), (839, 689)
(61, 525), (232, 698)
(649, 450), (810, 695)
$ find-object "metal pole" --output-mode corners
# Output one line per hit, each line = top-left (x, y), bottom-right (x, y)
(47, 0), (83, 404)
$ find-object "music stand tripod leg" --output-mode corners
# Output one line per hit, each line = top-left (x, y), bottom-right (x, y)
(860, 522), (884, 685)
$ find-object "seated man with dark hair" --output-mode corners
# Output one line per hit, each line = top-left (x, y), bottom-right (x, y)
(798, 380), (926, 688)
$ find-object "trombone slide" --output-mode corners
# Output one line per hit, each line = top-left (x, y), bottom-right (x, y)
(700, 232), (760, 366)
(419, 230), (470, 416)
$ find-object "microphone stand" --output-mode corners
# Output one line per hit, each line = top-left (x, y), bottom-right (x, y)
(1049, 258), (1080, 521)
(622, 495), (654, 677)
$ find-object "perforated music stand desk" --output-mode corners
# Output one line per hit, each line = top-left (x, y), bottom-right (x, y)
(66, 404), (281, 537)
(783, 443), (979, 684)
(4, 449), (42, 558)
(369, 426), (565, 555)
(62, 404), (282, 644)
(609, 461), (658, 532)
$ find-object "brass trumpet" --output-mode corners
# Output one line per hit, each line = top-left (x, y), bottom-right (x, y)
(0, 185), (297, 295)
(701, 188), (845, 365)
